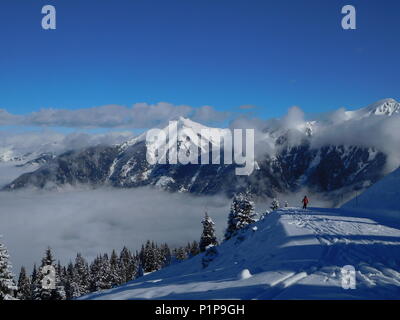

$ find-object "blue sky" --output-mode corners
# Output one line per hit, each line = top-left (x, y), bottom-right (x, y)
(0, 0), (399, 128)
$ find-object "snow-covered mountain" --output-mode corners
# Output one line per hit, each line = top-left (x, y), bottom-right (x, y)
(0, 148), (54, 166)
(0, 148), (57, 188)
(4, 99), (400, 206)
(346, 98), (400, 119)
(80, 207), (400, 300)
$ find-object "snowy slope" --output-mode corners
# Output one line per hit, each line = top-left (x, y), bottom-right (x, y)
(342, 167), (400, 218)
(81, 208), (400, 300)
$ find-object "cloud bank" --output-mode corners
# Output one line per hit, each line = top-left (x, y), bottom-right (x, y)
(0, 102), (231, 129)
(228, 100), (400, 172)
(0, 186), (337, 275)
(0, 130), (135, 162)
(0, 188), (231, 274)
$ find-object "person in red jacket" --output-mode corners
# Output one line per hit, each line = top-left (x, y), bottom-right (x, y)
(302, 196), (309, 209)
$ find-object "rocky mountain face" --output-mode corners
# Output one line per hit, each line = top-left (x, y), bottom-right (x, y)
(3, 99), (399, 206)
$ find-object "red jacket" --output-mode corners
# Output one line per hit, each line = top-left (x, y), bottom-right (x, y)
(302, 197), (309, 204)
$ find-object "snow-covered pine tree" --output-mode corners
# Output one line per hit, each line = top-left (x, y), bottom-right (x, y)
(224, 193), (256, 240)
(154, 241), (164, 270)
(89, 254), (113, 291)
(30, 264), (39, 295)
(174, 247), (187, 261)
(89, 256), (101, 292)
(200, 212), (218, 252)
(100, 254), (112, 289)
(270, 198), (280, 211)
(33, 247), (66, 300)
(141, 241), (162, 272)
(109, 250), (122, 287)
(119, 247), (137, 283)
(140, 242), (149, 272)
(184, 242), (192, 257)
(56, 261), (65, 288)
(17, 266), (31, 300)
(73, 253), (90, 296)
(159, 243), (171, 268)
(65, 262), (79, 299)
(0, 238), (16, 300)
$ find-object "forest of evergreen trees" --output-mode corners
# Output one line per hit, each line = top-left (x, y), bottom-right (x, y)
(1, 192), (258, 300)
(11, 240), (203, 300)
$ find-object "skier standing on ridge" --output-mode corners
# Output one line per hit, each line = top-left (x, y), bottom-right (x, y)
(302, 196), (309, 210)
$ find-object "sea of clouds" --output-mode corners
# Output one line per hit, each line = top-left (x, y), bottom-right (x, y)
(0, 187), (231, 274)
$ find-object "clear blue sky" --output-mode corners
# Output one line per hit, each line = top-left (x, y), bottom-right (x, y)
(0, 0), (399, 121)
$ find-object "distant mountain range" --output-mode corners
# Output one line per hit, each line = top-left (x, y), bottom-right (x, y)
(3, 98), (400, 206)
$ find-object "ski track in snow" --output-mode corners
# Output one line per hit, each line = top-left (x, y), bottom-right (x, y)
(81, 208), (400, 300)
(285, 209), (400, 298)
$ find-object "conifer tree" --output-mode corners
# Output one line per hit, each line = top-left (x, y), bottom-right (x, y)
(153, 241), (164, 270)
(73, 253), (90, 296)
(17, 266), (31, 300)
(56, 261), (65, 287)
(0, 239), (16, 300)
(224, 193), (256, 240)
(109, 250), (122, 287)
(90, 254), (112, 291)
(141, 241), (161, 272)
(65, 262), (79, 299)
(119, 247), (137, 283)
(200, 212), (218, 252)
(89, 256), (102, 292)
(160, 243), (172, 267)
(174, 247), (187, 261)
(270, 198), (280, 211)
(33, 247), (66, 300)
(100, 254), (112, 289)
(30, 264), (39, 295)
(185, 242), (191, 256)
(89, 254), (112, 291)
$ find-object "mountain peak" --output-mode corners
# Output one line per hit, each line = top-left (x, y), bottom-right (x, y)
(346, 98), (400, 120)
(175, 116), (209, 131)
(364, 98), (400, 116)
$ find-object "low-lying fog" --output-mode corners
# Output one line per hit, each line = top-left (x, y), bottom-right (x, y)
(0, 187), (233, 273)
(0, 185), (335, 275)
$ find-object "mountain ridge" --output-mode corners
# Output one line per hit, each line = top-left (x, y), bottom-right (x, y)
(3, 99), (399, 206)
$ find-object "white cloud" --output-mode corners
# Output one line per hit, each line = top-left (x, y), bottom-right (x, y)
(192, 105), (231, 124)
(311, 114), (400, 173)
(0, 102), (231, 129)
(228, 103), (400, 173)
(282, 106), (305, 129)
(0, 130), (134, 156)
(0, 109), (20, 126)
